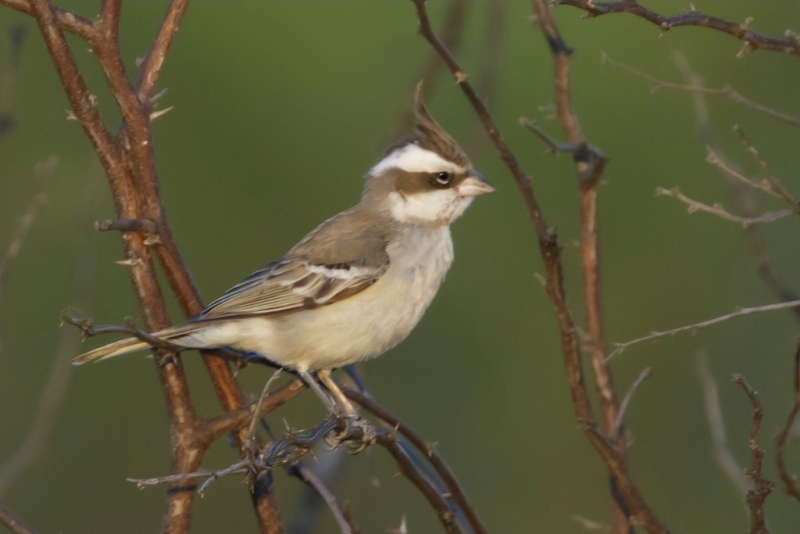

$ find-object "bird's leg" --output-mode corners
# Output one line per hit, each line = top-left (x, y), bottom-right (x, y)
(296, 368), (340, 416)
(317, 369), (374, 453)
(317, 369), (358, 417)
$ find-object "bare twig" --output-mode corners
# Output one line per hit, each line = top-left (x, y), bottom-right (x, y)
(656, 187), (794, 227)
(696, 353), (749, 499)
(0, 156), (58, 289)
(287, 463), (354, 534)
(129, 460), (250, 496)
(730, 126), (796, 203)
(412, 0), (668, 531)
(706, 146), (796, 205)
(601, 52), (799, 127)
(671, 53), (800, 317)
(776, 341), (800, 503)
(556, 0), (800, 56)
(611, 367), (652, 439)
(733, 375), (774, 534)
(0, 504), (37, 534)
(609, 300), (800, 361)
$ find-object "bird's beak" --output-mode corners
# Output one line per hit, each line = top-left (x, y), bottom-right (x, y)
(456, 171), (495, 197)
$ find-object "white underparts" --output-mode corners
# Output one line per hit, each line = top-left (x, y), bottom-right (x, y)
(369, 144), (464, 176)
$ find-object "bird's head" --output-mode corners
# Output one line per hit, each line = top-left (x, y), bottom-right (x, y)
(363, 83), (494, 227)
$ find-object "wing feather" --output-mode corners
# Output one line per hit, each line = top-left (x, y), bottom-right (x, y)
(196, 256), (388, 321)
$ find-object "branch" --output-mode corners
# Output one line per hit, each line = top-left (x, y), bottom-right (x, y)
(0, 156), (58, 289)
(609, 299), (800, 360)
(411, 1), (668, 531)
(344, 387), (484, 534)
(601, 52), (799, 127)
(135, 0), (189, 104)
(0, 504), (37, 534)
(530, 2), (644, 533)
(656, 187), (794, 227)
(705, 147), (795, 205)
(0, 0), (94, 40)
(670, 53), (800, 317)
(287, 463), (354, 534)
(696, 353), (749, 499)
(776, 341), (800, 503)
(610, 367), (651, 439)
(556, 0), (800, 56)
(733, 375), (774, 534)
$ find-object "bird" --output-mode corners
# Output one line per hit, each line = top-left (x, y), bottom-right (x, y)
(73, 83), (494, 418)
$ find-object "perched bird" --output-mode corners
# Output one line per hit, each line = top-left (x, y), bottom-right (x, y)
(73, 84), (494, 417)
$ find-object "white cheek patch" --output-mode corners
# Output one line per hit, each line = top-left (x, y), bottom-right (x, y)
(370, 144), (463, 176)
(388, 189), (473, 225)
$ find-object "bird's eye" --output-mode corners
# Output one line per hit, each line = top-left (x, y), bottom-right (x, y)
(435, 172), (451, 185)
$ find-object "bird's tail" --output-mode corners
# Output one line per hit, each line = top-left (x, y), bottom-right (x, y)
(72, 323), (206, 365)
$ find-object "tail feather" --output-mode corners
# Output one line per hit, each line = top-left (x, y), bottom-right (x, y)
(72, 323), (205, 365)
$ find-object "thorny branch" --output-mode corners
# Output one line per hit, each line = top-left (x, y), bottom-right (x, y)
(733, 375), (774, 534)
(411, 0), (668, 531)
(706, 147), (796, 206)
(656, 187), (794, 227)
(556, 0), (800, 57)
(601, 52), (799, 127)
(0, 0), (285, 531)
(609, 299), (800, 361)
(776, 341), (800, 503)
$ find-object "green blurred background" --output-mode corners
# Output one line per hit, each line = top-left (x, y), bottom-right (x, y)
(1, 1), (799, 532)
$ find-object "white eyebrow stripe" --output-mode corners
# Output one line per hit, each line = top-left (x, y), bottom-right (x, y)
(369, 144), (463, 176)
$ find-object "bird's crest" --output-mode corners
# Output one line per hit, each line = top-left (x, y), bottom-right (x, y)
(411, 81), (470, 168)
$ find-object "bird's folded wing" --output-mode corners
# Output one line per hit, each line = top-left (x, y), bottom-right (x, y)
(196, 255), (389, 321)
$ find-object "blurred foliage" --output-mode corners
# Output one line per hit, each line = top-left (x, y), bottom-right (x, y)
(1, 1), (799, 533)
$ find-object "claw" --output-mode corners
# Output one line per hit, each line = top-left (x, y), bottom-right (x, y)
(324, 416), (375, 453)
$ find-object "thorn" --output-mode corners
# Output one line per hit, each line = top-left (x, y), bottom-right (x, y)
(736, 41), (753, 59)
(149, 87), (168, 106)
(454, 71), (468, 84)
(689, 3), (696, 11)
(66, 109), (77, 121)
(149, 106), (174, 121)
(740, 16), (754, 31)
(135, 56), (145, 67)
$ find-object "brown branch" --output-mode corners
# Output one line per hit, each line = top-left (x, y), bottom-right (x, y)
(733, 375), (774, 534)
(24, 2), (204, 532)
(530, 2), (640, 533)
(374, 429), (460, 534)
(344, 387), (484, 534)
(203, 379), (306, 444)
(556, 0), (800, 56)
(135, 0), (189, 104)
(411, 0), (667, 531)
(287, 463), (354, 534)
(776, 341), (800, 503)
(601, 52), (799, 127)
(656, 187), (795, 227)
(0, 504), (37, 534)
(0, 0), (94, 40)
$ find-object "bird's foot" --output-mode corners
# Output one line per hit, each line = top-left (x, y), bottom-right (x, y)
(325, 415), (375, 453)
